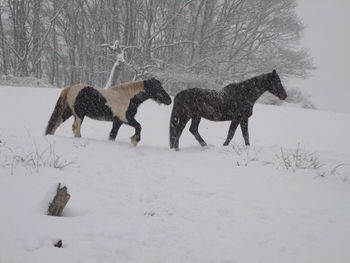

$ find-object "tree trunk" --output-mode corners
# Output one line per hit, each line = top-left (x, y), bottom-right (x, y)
(145, 0), (154, 62)
(49, 4), (59, 86)
(0, 6), (8, 75)
(31, 0), (42, 78)
(124, 0), (136, 46)
(189, 0), (205, 65)
(8, 0), (30, 76)
(199, 0), (216, 58)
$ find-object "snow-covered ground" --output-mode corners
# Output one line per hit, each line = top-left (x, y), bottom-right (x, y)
(0, 86), (349, 263)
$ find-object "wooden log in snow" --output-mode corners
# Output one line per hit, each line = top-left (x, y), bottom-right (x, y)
(48, 183), (70, 216)
(54, 240), (63, 248)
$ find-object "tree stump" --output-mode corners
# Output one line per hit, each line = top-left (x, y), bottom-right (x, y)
(48, 183), (70, 216)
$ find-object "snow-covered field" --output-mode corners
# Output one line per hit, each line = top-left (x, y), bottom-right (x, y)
(0, 86), (349, 263)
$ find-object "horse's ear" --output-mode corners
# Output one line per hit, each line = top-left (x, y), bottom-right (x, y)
(272, 69), (277, 74)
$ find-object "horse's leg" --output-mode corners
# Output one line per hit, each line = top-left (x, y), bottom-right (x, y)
(62, 106), (72, 122)
(46, 104), (72, 135)
(109, 117), (123, 140)
(173, 118), (189, 151)
(240, 118), (250, 146)
(72, 115), (84, 138)
(189, 117), (207, 147)
(50, 107), (72, 135)
(170, 110), (179, 149)
(223, 119), (240, 146)
(127, 118), (141, 146)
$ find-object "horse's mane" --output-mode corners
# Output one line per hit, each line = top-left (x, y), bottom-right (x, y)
(111, 80), (145, 93)
(223, 73), (270, 92)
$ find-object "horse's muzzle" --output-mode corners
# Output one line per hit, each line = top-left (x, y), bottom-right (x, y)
(163, 97), (172, 105)
(279, 92), (287, 100)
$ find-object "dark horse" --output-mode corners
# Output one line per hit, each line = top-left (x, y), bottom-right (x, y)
(45, 78), (172, 146)
(169, 70), (287, 150)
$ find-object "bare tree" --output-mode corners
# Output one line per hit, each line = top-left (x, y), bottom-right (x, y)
(0, 4), (8, 74)
(7, 0), (31, 76)
(0, 0), (314, 93)
(31, 0), (42, 78)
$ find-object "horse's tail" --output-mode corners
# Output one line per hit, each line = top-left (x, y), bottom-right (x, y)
(169, 94), (183, 149)
(45, 88), (69, 135)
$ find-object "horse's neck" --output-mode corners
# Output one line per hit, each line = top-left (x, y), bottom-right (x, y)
(243, 75), (269, 104)
(130, 92), (149, 107)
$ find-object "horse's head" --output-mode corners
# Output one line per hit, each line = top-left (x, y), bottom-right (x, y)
(268, 70), (287, 100)
(144, 78), (172, 105)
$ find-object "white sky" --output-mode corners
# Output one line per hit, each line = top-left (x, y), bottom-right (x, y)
(290, 0), (350, 113)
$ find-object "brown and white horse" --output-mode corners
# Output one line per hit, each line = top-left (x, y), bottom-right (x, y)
(45, 78), (172, 145)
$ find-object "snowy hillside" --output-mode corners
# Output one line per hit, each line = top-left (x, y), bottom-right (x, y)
(0, 86), (349, 263)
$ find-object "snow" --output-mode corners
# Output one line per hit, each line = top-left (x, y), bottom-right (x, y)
(0, 86), (350, 263)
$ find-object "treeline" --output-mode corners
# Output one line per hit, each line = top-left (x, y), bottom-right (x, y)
(0, 0), (314, 90)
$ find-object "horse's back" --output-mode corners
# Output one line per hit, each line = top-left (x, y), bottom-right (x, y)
(175, 88), (222, 103)
(174, 88), (229, 121)
(64, 84), (91, 109)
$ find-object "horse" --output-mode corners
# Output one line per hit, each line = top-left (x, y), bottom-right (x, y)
(45, 78), (172, 146)
(169, 70), (287, 151)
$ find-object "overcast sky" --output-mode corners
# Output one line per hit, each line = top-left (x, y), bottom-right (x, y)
(290, 0), (350, 113)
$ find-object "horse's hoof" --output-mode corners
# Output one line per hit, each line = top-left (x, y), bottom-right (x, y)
(130, 136), (139, 146)
(200, 142), (207, 147)
(223, 142), (229, 146)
